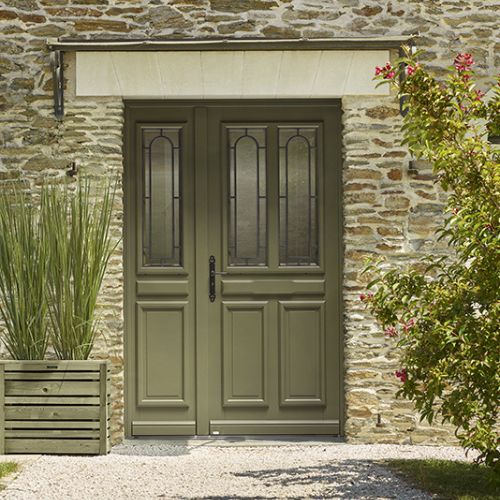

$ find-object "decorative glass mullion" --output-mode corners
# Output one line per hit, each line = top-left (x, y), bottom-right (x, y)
(310, 140), (318, 266)
(266, 124), (280, 270)
(307, 135), (312, 266)
(141, 126), (182, 268)
(228, 126), (267, 267)
(284, 132), (291, 264)
(258, 140), (267, 264)
(278, 126), (319, 267)
(169, 130), (175, 263)
(173, 142), (181, 262)
(255, 129), (261, 261)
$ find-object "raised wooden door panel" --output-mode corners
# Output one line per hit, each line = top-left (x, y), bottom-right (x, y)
(206, 103), (342, 435)
(136, 280), (189, 297)
(125, 104), (197, 436)
(136, 301), (190, 408)
(279, 301), (326, 407)
(222, 301), (269, 408)
(221, 279), (325, 296)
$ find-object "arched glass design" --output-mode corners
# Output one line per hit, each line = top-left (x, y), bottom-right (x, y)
(228, 127), (267, 266)
(279, 127), (318, 266)
(142, 127), (182, 267)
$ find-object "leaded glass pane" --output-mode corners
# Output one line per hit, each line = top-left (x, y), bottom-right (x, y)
(142, 127), (182, 267)
(279, 127), (319, 266)
(228, 127), (267, 266)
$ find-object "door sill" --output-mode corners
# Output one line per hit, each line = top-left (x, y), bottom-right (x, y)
(210, 419), (340, 435)
(126, 435), (346, 446)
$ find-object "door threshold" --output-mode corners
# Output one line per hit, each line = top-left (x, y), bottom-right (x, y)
(128, 435), (345, 446)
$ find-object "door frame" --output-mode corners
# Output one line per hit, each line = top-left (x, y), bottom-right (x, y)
(123, 99), (344, 437)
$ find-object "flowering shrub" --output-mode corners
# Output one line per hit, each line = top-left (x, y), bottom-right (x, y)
(363, 48), (500, 467)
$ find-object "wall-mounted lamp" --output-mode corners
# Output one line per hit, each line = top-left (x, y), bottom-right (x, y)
(66, 161), (78, 177)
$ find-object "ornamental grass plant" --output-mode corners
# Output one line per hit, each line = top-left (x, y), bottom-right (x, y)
(0, 189), (49, 360)
(44, 178), (117, 360)
(0, 177), (117, 361)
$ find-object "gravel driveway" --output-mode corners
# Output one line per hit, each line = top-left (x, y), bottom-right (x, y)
(1, 440), (473, 499)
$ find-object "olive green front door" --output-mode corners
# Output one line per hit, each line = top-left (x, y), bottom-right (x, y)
(125, 101), (342, 437)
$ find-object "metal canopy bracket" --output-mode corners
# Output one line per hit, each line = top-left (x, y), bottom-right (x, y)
(50, 49), (64, 120)
(46, 35), (416, 119)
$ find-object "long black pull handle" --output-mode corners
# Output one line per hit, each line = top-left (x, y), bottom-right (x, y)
(209, 255), (216, 302)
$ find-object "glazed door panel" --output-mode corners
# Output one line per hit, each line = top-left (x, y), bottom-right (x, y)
(125, 101), (342, 436)
(205, 104), (342, 435)
(125, 106), (197, 436)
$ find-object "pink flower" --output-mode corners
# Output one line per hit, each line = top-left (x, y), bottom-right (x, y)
(454, 53), (474, 72)
(360, 293), (374, 302)
(384, 326), (398, 337)
(402, 318), (416, 333)
(375, 62), (396, 80)
(395, 368), (407, 383)
(475, 89), (485, 101)
(406, 65), (416, 76)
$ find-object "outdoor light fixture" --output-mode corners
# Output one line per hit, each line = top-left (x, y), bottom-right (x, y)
(66, 161), (78, 177)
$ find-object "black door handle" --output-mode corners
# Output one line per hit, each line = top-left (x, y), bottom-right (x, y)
(209, 255), (216, 302)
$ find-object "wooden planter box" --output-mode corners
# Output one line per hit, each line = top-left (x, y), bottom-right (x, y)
(0, 360), (110, 455)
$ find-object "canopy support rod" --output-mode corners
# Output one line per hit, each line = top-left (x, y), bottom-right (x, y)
(50, 50), (64, 120)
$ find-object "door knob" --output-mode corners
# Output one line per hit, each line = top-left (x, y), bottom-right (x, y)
(209, 255), (216, 302)
(209, 255), (228, 302)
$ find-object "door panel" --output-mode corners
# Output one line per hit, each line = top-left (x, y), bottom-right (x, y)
(279, 301), (325, 406)
(136, 280), (189, 296)
(136, 301), (189, 407)
(125, 101), (342, 437)
(221, 279), (325, 296)
(278, 125), (321, 266)
(222, 301), (269, 407)
(125, 106), (196, 436)
(206, 103), (341, 435)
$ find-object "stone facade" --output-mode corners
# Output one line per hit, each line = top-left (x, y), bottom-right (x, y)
(0, 1), (498, 446)
(341, 95), (453, 444)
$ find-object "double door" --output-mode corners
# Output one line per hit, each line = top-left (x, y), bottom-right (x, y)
(125, 101), (342, 436)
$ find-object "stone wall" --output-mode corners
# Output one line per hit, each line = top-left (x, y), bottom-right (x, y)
(0, 0), (498, 445)
(341, 94), (454, 444)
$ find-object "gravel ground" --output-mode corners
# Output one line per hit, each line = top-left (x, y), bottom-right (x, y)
(0, 441), (474, 499)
